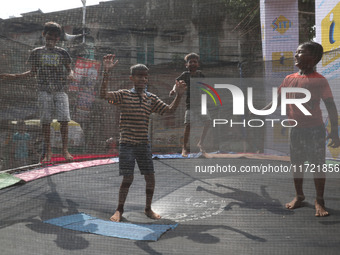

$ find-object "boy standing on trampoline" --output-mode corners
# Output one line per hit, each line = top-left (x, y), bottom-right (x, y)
(100, 54), (186, 222)
(169, 53), (209, 157)
(264, 41), (340, 216)
(0, 22), (74, 163)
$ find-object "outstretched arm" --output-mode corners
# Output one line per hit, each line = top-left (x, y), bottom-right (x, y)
(324, 98), (340, 148)
(0, 53), (37, 80)
(100, 54), (118, 100)
(164, 80), (186, 114)
(0, 70), (35, 80)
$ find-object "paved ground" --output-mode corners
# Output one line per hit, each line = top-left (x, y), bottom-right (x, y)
(1, 158), (340, 255)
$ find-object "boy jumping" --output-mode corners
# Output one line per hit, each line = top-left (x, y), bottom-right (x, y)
(169, 53), (210, 156)
(100, 54), (186, 222)
(263, 42), (340, 216)
(0, 21), (74, 163)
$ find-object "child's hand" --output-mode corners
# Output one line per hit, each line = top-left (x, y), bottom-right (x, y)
(169, 83), (177, 96)
(67, 70), (74, 81)
(175, 80), (186, 95)
(327, 131), (340, 148)
(169, 89), (176, 97)
(103, 54), (118, 72)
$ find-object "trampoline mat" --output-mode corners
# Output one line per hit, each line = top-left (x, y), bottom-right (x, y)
(1, 158), (340, 255)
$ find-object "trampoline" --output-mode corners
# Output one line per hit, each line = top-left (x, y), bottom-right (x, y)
(1, 155), (340, 255)
(1, 1), (340, 254)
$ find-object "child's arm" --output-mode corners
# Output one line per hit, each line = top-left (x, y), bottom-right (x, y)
(100, 54), (118, 100)
(0, 59), (38, 80)
(0, 52), (38, 80)
(324, 98), (340, 148)
(65, 62), (74, 80)
(0, 70), (34, 80)
(164, 80), (186, 114)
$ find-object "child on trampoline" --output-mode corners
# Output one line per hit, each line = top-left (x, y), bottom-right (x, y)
(169, 53), (210, 157)
(264, 41), (340, 216)
(0, 21), (74, 163)
(100, 54), (186, 222)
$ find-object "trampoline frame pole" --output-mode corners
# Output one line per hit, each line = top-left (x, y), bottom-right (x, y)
(82, 0), (86, 44)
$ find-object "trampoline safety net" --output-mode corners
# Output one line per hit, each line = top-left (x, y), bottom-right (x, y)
(0, 0), (339, 172)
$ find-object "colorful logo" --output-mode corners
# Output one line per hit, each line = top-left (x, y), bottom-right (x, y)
(321, 2), (340, 66)
(271, 15), (292, 34)
(196, 82), (222, 107)
(197, 82), (311, 117)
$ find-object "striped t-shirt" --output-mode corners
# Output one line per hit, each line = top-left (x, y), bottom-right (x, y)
(109, 88), (168, 144)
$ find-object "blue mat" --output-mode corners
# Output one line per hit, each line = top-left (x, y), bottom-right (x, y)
(44, 213), (178, 241)
(152, 152), (203, 159)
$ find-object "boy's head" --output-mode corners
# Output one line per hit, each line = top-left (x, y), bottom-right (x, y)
(43, 22), (62, 37)
(130, 64), (149, 76)
(184, 53), (200, 63)
(297, 41), (323, 65)
(17, 120), (26, 132)
(42, 22), (62, 48)
(130, 64), (149, 90)
(184, 53), (200, 72)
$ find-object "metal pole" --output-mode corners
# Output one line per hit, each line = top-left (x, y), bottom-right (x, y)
(81, 0), (86, 43)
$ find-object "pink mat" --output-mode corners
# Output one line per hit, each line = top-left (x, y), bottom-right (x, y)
(15, 158), (118, 182)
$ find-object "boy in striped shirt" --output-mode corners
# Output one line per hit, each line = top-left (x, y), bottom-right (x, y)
(100, 54), (186, 222)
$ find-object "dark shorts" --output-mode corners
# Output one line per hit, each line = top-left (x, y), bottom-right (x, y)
(119, 143), (154, 176)
(290, 125), (326, 165)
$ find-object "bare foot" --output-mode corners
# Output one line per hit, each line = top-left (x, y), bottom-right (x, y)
(181, 148), (188, 157)
(63, 151), (74, 161)
(41, 151), (52, 163)
(285, 195), (305, 209)
(110, 210), (123, 222)
(315, 199), (329, 217)
(145, 209), (161, 220)
(197, 142), (206, 154)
